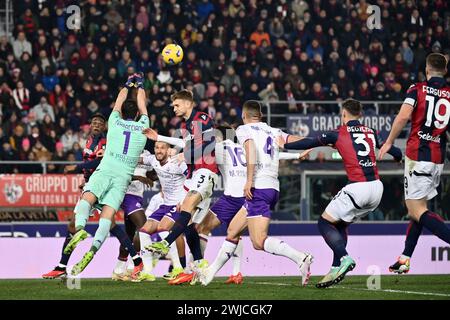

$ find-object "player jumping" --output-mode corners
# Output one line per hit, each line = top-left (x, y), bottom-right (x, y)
(197, 100), (313, 286)
(134, 141), (188, 282)
(63, 73), (149, 276)
(379, 53), (450, 274)
(42, 113), (141, 279)
(112, 150), (155, 281)
(143, 89), (219, 283)
(280, 98), (402, 288)
(196, 124), (309, 284)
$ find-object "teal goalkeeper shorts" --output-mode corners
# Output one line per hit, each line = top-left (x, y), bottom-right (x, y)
(83, 168), (131, 212)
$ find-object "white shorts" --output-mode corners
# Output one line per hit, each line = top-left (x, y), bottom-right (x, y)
(184, 168), (218, 224)
(326, 180), (384, 223)
(404, 157), (444, 200)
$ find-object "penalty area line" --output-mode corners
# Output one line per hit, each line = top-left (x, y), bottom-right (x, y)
(253, 281), (450, 297)
(333, 286), (450, 298)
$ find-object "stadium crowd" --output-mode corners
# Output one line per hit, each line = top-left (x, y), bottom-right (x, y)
(0, 0), (449, 173)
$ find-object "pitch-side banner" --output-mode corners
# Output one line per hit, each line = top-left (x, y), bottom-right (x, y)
(286, 114), (394, 137)
(0, 174), (84, 207)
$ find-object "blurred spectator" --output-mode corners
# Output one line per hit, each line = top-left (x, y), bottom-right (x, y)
(0, 0), (447, 173)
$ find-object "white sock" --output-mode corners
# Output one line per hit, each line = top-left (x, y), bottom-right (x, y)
(232, 239), (243, 275)
(209, 240), (237, 276)
(263, 237), (305, 264)
(400, 254), (410, 260)
(139, 231), (154, 273)
(113, 260), (127, 274)
(159, 231), (169, 239)
(126, 260), (134, 274)
(168, 242), (182, 269)
(199, 234), (208, 256)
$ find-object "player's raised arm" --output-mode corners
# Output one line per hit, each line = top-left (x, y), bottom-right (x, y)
(113, 74), (137, 113)
(135, 74), (148, 117)
(113, 87), (129, 114)
(279, 131), (338, 150)
(378, 102), (413, 160)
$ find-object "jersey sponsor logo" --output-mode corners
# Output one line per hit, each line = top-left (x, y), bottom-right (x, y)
(359, 159), (376, 167)
(417, 131), (441, 143)
(422, 86), (450, 99)
(83, 148), (93, 155)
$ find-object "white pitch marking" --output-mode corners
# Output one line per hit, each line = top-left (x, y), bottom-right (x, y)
(253, 281), (450, 297)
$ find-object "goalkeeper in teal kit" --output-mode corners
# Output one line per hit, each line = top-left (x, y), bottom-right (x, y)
(64, 74), (149, 275)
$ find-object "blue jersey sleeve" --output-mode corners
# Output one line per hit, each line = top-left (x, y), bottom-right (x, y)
(284, 131), (339, 150)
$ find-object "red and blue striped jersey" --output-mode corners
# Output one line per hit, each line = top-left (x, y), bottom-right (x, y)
(78, 133), (106, 182)
(284, 120), (402, 183)
(181, 110), (218, 178)
(404, 77), (450, 164)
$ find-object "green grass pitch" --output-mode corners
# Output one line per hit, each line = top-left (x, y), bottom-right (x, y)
(0, 275), (449, 300)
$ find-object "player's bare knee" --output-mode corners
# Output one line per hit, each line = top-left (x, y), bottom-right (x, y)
(252, 238), (265, 250)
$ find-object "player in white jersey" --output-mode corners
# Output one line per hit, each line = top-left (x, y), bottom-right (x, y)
(112, 150), (155, 281)
(197, 100), (313, 286)
(133, 141), (189, 282)
(195, 125), (308, 284)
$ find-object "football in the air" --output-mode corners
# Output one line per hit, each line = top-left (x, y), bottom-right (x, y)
(161, 43), (183, 65)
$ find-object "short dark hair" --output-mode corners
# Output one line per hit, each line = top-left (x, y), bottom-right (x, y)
(342, 98), (363, 116)
(90, 112), (106, 123)
(426, 53), (448, 74)
(122, 100), (138, 120)
(242, 100), (262, 118)
(171, 89), (194, 102)
(122, 88), (138, 120)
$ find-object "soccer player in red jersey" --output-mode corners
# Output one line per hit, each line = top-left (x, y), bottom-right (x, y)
(280, 99), (402, 288)
(379, 53), (450, 274)
(143, 89), (219, 284)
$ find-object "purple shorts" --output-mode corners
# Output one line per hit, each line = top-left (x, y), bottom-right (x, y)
(210, 195), (245, 226)
(149, 204), (179, 222)
(120, 194), (144, 216)
(244, 188), (279, 218)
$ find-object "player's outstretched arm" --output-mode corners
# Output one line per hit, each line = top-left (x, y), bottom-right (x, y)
(279, 149), (312, 161)
(378, 103), (413, 160)
(113, 87), (129, 113)
(143, 128), (186, 148)
(134, 73), (148, 117)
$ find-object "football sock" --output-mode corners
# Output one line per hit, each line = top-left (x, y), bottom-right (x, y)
(179, 256), (187, 269)
(58, 231), (75, 267)
(318, 216), (348, 263)
(74, 199), (91, 230)
(333, 222), (348, 267)
(165, 211), (191, 245)
(159, 230), (182, 269)
(199, 233), (208, 256)
(91, 217), (112, 252)
(402, 219), (423, 257)
(232, 238), (243, 275)
(209, 239), (238, 276)
(419, 211), (450, 244)
(263, 237), (306, 263)
(110, 224), (139, 259)
(185, 224), (203, 261)
(139, 229), (154, 273)
(113, 258), (127, 274)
